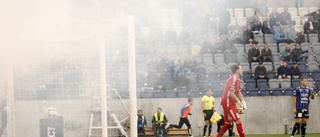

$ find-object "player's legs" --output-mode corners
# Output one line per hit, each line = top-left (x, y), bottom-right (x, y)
(203, 120), (209, 136)
(228, 122), (234, 137)
(291, 118), (302, 136)
(235, 119), (245, 137)
(208, 121), (213, 136)
(184, 118), (192, 136)
(301, 118), (308, 137)
(170, 117), (185, 129)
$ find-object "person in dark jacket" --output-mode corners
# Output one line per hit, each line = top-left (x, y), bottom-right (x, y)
(195, 62), (206, 82)
(137, 110), (147, 137)
(304, 5), (320, 21)
(254, 61), (269, 82)
(291, 43), (311, 62)
(248, 41), (260, 65)
(213, 38), (224, 54)
(201, 37), (213, 55)
(261, 44), (273, 64)
(174, 70), (188, 91)
(269, 8), (280, 26)
(153, 72), (165, 91)
(262, 16), (275, 34)
(304, 16), (319, 42)
(219, 6), (231, 35)
(288, 61), (302, 80)
(280, 6), (292, 25)
(250, 15), (262, 34)
(158, 53), (171, 72)
(277, 60), (291, 84)
(242, 25), (254, 44)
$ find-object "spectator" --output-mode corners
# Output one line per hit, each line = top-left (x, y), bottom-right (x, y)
(262, 16), (275, 34)
(152, 108), (168, 136)
(291, 43), (311, 62)
(164, 27), (178, 44)
(254, 61), (269, 81)
(261, 44), (273, 64)
(213, 37), (224, 54)
(204, 7), (218, 34)
(201, 37), (213, 55)
(223, 35), (237, 54)
(280, 6), (292, 25)
(304, 5), (320, 21)
(184, 54), (198, 71)
(274, 25), (291, 47)
(219, 6), (230, 35)
(153, 72), (165, 91)
(195, 62), (206, 82)
(269, 8), (280, 26)
(287, 25), (298, 43)
(178, 27), (191, 45)
(137, 110), (147, 137)
(288, 61), (302, 80)
(248, 41), (260, 65)
(171, 53), (181, 67)
(173, 60), (191, 78)
(158, 53), (171, 72)
(231, 25), (241, 43)
(242, 25), (254, 44)
(148, 56), (158, 73)
(250, 15), (262, 34)
(304, 16), (319, 42)
(255, 0), (268, 17)
(281, 44), (292, 61)
(137, 72), (151, 88)
(277, 60), (291, 84)
(173, 70), (188, 91)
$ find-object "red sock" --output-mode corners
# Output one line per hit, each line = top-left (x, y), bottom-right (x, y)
(216, 124), (231, 137)
(236, 123), (245, 137)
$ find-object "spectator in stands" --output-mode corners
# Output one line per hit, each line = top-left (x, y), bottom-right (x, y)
(152, 108), (168, 136)
(304, 16), (319, 42)
(223, 34), (237, 54)
(171, 53), (181, 67)
(204, 7), (218, 34)
(173, 61), (191, 78)
(248, 41), (260, 65)
(184, 54), (198, 71)
(254, 61), (269, 82)
(201, 37), (213, 55)
(288, 61), (302, 80)
(153, 72), (165, 91)
(173, 70), (188, 91)
(255, 0), (268, 17)
(165, 27), (178, 44)
(269, 8), (280, 26)
(158, 53), (171, 72)
(287, 24), (298, 43)
(148, 56), (158, 73)
(281, 44), (292, 61)
(195, 62), (206, 82)
(219, 6), (230, 35)
(178, 27), (191, 45)
(242, 25), (254, 44)
(137, 110), (146, 137)
(250, 15), (262, 34)
(262, 16), (275, 34)
(213, 37), (224, 54)
(280, 6), (292, 25)
(231, 25), (241, 43)
(137, 72), (151, 88)
(261, 44), (273, 64)
(304, 5), (320, 22)
(274, 25), (291, 47)
(277, 60), (291, 84)
(291, 43), (311, 62)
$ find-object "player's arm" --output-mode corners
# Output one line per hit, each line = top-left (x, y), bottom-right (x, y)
(293, 96), (297, 114)
(237, 90), (247, 109)
(212, 101), (215, 111)
(181, 104), (189, 118)
(310, 87), (314, 99)
(230, 89), (242, 107)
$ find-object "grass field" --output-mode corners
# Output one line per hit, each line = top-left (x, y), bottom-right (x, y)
(190, 134), (320, 137)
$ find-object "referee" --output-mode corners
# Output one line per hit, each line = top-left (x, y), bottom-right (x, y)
(201, 88), (215, 137)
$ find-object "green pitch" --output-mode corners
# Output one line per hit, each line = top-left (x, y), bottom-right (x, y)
(192, 134), (320, 137)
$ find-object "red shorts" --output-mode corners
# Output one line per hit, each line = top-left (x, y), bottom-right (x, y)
(223, 105), (240, 122)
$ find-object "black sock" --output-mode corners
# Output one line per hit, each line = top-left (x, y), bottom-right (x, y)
(291, 122), (300, 136)
(203, 125), (207, 136)
(208, 125), (212, 136)
(301, 123), (306, 137)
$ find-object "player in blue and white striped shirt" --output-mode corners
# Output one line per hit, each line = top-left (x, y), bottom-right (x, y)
(291, 77), (314, 137)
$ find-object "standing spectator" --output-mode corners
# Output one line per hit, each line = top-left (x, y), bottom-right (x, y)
(254, 61), (269, 82)
(153, 72), (165, 91)
(287, 25), (298, 43)
(195, 62), (206, 82)
(269, 8), (281, 26)
(262, 16), (275, 34)
(242, 25), (254, 44)
(281, 44), (292, 61)
(137, 110), (147, 137)
(201, 37), (213, 55)
(165, 27), (178, 44)
(261, 44), (273, 64)
(288, 61), (302, 80)
(274, 25), (290, 47)
(280, 6), (292, 25)
(213, 38), (224, 54)
(250, 15), (262, 34)
(304, 16), (318, 42)
(219, 6), (231, 35)
(304, 5), (320, 21)
(184, 54), (198, 71)
(174, 70), (188, 91)
(137, 72), (151, 88)
(291, 43), (311, 62)
(148, 56), (158, 73)
(248, 41), (260, 65)
(158, 53), (171, 72)
(255, 0), (269, 17)
(277, 60), (291, 84)
(178, 27), (191, 45)
(173, 61), (191, 78)
(152, 108), (168, 136)
(204, 8), (218, 34)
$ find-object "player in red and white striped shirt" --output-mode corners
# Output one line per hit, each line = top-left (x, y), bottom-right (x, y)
(215, 64), (247, 137)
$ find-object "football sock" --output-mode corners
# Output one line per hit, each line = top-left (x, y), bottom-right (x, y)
(203, 125), (207, 136)
(301, 123), (306, 137)
(236, 123), (245, 137)
(208, 125), (212, 136)
(291, 122), (300, 136)
(229, 123), (234, 136)
(216, 124), (231, 137)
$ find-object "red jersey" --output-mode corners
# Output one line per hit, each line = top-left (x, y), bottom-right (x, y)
(221, 74), (241, 108)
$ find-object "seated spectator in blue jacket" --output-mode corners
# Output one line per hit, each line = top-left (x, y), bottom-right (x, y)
(195, 62), (206, 82)
(291, 43), (311, 62)
(274, 25), (291, 47)
(254, 61), (269, 82)
(277, 60), (291, 84)
(173, 61), (191, 78)
(137, 110), (147, 137)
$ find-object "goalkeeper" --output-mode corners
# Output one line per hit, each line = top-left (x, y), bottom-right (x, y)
(215, 64), (247, 137)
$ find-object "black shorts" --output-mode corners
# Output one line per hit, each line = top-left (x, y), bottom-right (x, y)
(204, 110), (214, 121)
(295, 109), (309, 119)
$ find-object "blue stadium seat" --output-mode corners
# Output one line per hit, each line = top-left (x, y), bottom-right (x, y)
(312, 70), (320, 81)
(210, 82), (221, 92)
(315, 79), (320, 90)
(292, 79), (301, 89)
(166, 90), (177, 98)
(199, 80), (210, 93)
(249, 88), (259, 96)
(162, 72), (172, 81)
(301, 70), (310, 78)
(187, 80), (198, 90)
(177, 89), (189, 98)
(220, 72), (230, 82)
(241, 88), (247, 97)
(242, 71), (253, 81)
(284, 88), (294, 96)
(189, 89), (200, 97)
(260, 88), (271, 96)
(267, 71), (276, 79)
(257, 79), (268, 89)
(272, 88), (282, 96)
(165, 81), (174, 90)
(141, 88), (154, 98)
(298, 62), (307, 71)
(207, 72), (219, 83)
(246, 79), (256, 90)
(154, 90), (165, 98)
